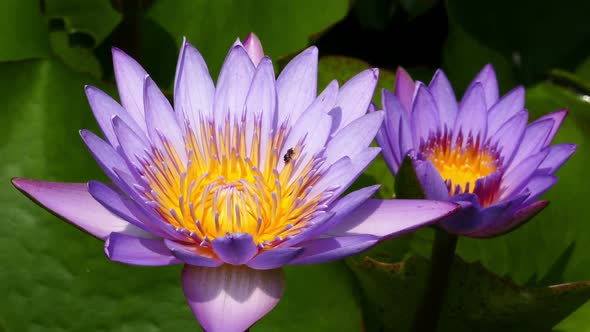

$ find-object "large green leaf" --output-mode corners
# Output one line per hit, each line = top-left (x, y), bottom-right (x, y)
(0, 0), (120, 78)
(44, 0), (121, 47)
(0, 58), (363, 331)
(148, 0), (349, 78)
(350, 255), (590, 332)
(0, 0), (51, 61)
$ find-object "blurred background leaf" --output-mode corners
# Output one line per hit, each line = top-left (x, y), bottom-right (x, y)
(2, 0), (590, 331)
(147, 0), (349, 78)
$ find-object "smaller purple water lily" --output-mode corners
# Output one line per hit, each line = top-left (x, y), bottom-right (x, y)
(12, 33), (458, 332)
(376, 65), (576, 237)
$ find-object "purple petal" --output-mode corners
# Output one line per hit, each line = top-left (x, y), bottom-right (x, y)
(334, 68), (379, 133)
(459, 196), (525, 236)
(284, 185), (380, 247)
(87, 180), (172, 239)
(488, 111), (528, 164)
(85, 85), (147, 148)
(247, 247), (304, 270)
(394, 67), (415, 112)
(329, 198), (458, 239)
(309, 156), (353, 199)
(276, 46), (318, 126)
(508, 118), (554, 169)
(439, 194), (481, 234)
(538, 143), (577, 175)
(500, 150), (549, 200)
(214, 45), (255, 123)
(242, 32), (265, 66)
(376, 128), (398, 173)
(429, 69), (458, 130)
(487, 86), (525, 136)
(12, 179), (146, 240)
(380, 89), (414, 171)
(312, 80), (340, 133)
(244, 57), (276, 165)
(211, 233), (258, 265)
(454, 82), (487, 141)
(105, 232), (179, 266)
(520, 175), (558, 205)
(467, 64), (499, 107)
(310, 146), (381, 201)
(535, 110), (568, 147)
(182, 264), (284, 332)
(112, 48), (148, 132)
(143, 75), (187, 163)
(278, 102), (332, 175)
(289, 235), (378, 265)
(414, 159), (449, 200)
(164, 240), (223, 267)
(79, 129), (132, 185)
(174, 38), (215, 125)
(324, 111), (384, 165)
(397, 103), (415, 164)
(376, 94), (398, 171)
(411, 84), (440, 144)
(112, 116), (152, 169)
(470, 200), (549, 238)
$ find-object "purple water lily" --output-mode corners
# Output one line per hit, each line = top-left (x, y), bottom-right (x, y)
(376, 65), (576, 238)
(12, 34), (458, 331)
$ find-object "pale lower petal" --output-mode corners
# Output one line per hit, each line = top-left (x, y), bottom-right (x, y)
(182, 265), (285, 332)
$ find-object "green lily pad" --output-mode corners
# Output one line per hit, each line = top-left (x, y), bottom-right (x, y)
(44, 0), (121, 47)
(0, 0), (51, 61)
(350, 255), (590, 332)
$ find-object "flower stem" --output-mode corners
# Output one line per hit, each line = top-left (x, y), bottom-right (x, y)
(410, 228), (458, 332)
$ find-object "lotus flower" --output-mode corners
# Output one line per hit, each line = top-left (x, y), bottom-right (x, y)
(12, 33), (458, 332)
(376, 65), (576, 238)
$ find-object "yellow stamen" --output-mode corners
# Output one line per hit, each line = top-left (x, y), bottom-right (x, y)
(141, 117), (323, 247)
(421, 132), (500, 196)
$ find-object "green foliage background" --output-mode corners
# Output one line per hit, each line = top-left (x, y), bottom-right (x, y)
(1, 0), (589, 331)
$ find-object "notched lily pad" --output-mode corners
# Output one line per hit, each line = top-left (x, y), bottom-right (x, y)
(43, 0), (121, 48)
(350, 255), (590, 332)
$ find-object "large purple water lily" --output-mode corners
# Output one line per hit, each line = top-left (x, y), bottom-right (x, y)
(376, 65), (576, 238)
(12, 34), (458, 331)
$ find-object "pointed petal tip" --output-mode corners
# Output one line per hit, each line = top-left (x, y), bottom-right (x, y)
(306, 45), (319, 56)
(371, 68), (379, 79)
(396, 66), (411, 78)
(11, 177), (26, 190)
(111, 47), (131, 60)
(212, 232), (258, 265)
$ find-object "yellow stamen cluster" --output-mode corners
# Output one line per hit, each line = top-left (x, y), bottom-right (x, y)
(421, 132), (499, 195)
(141, 117), (324, 246)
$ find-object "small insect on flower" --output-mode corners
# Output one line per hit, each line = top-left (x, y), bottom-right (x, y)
(284, 148), (295, 164)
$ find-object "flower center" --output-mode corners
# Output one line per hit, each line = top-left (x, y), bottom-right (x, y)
(140, 116), (326, 247)
(419, 130), (502, 205)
